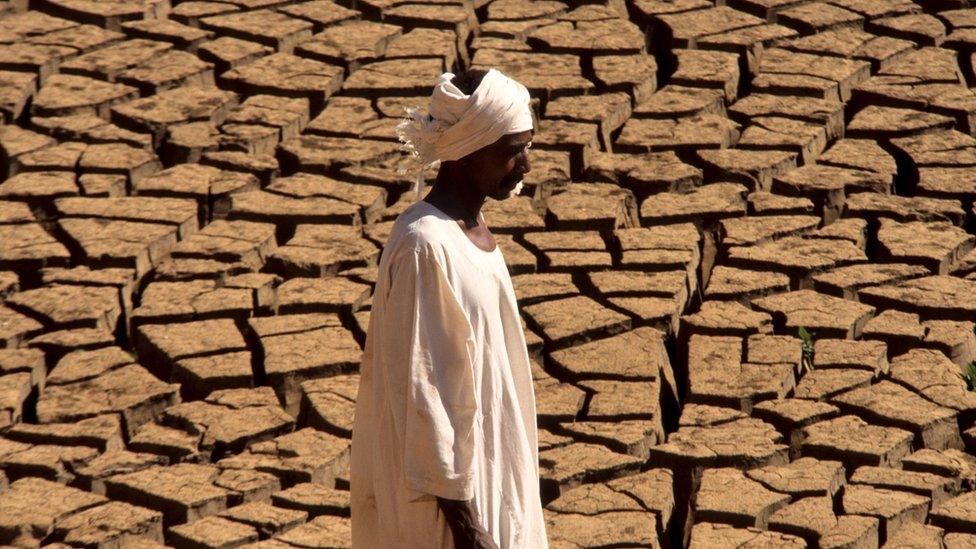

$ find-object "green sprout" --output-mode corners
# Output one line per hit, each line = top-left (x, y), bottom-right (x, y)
(964, 362), (976, 392)
(966, 325), (976, 391)
(798, 326), (814, 372)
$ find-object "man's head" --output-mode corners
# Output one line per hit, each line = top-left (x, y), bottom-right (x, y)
(442, 70), (533, 201)
(396, 67), (534, 200)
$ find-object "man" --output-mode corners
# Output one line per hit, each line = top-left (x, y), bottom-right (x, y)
(350, 68), (548, 549)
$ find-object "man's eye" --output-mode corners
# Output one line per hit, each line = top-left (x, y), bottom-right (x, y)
(511, 142), (531, 155)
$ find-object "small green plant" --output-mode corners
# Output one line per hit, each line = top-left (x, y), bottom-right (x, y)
(798, 326), (814, 372)
(964, 362), (976, 392)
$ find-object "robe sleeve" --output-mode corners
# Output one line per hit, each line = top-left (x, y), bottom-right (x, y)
(386, 246), (478, 502)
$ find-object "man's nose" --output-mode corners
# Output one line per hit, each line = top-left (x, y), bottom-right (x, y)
(520, 150), (531, 174)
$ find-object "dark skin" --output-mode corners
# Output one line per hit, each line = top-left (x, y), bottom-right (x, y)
(424, 129), (533, 253)
(436, 497), (499, 549)
(423, 128), (532, 549)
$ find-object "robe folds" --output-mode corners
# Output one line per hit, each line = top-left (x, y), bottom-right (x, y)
(351, 200), (548, 548)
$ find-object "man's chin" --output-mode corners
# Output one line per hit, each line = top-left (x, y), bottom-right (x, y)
(490, 180), (523, 201)
(507, 180), (524, 198)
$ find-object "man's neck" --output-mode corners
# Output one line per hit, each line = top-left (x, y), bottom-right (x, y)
(424, 171), (486, 228)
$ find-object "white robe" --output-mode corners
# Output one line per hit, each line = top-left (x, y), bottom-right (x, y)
(351, 200), (548, 548)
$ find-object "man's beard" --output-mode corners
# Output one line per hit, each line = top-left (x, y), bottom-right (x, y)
(507, 180), (523, 198)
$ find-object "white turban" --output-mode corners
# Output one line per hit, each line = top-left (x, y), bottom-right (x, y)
(396, 68), (533, 195)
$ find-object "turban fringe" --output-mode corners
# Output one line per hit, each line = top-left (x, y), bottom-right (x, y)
(396, 68), (534, 197)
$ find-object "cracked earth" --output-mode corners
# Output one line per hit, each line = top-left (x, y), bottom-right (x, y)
(2, 0), (976, 547)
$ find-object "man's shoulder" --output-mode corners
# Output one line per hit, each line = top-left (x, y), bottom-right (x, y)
(384, 204), (454, 263)
(390, 203), (453, 249)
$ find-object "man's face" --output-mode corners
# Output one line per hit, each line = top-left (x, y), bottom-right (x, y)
(464, 129), (533, 201)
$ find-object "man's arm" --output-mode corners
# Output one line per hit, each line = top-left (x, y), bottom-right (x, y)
(436, 497), (499, 549)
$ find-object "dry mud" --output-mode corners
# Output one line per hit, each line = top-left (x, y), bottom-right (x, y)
(2, 0), (976, 547)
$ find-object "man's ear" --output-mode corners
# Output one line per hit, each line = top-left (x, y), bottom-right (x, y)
(459, 149), (483, 167)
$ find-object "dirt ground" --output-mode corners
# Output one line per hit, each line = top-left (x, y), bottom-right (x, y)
(1, 0), (976, 547)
